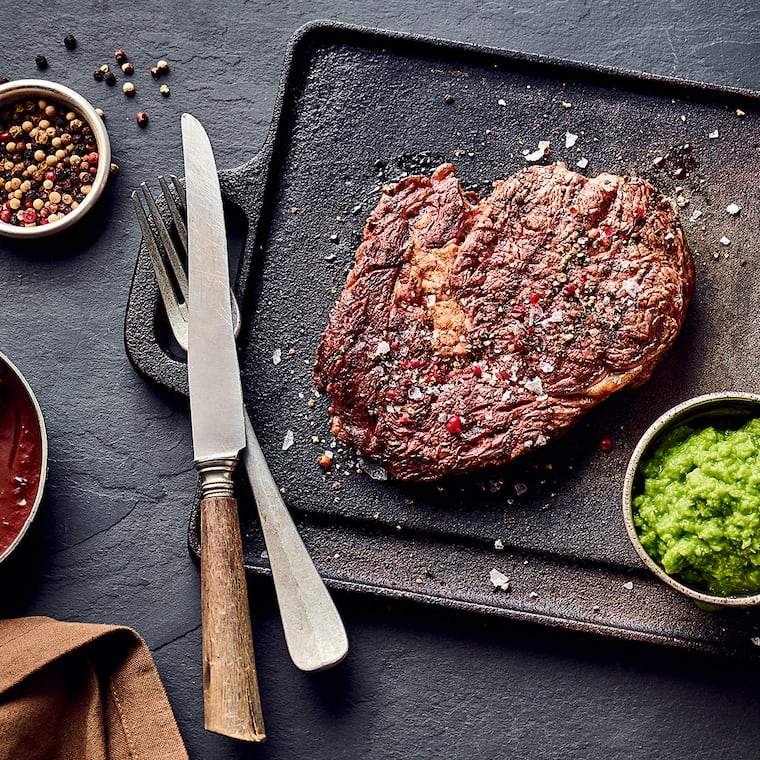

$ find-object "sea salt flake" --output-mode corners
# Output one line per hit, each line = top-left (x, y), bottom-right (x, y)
(576, 157), (589, 169)
(497, 98), (506, 106)
(408, 386), (423, 401)
(708, 129), (719, 139)
(514, 482), (528, 496)
(282, 430), (294, 451)
(525, 376), (545, 396)
(539, 361), (555, 373)
(565, 131), (578, 148)
(489, 568), (510, 590)
(529, 591), (539, 599)
(689, 209), (703, 221)
(726, 203), (741, 215)
(623, 581), (634, 590)
(751, 636), (760, 647)
(540, 309), (563, 328)
(358, 456), (388, 481)
(375, 340), (391, 356)
(524, 140), (550, 162)
(720, 236), (731, 246)
(622, 278), (642, 298)
(494, 538), (504, 550)
(272, 348), (282, 365)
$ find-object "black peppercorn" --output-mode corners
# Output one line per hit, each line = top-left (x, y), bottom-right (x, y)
(104, 71), (116, 86)
(93, 69), (104, 82)
(35, 55), (48, 69)
(63, 34), (77, 50)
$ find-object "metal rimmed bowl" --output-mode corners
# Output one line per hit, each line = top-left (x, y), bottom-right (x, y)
(623, 392), (760, 609)
(0, 79), (111, 238)
(0, 351), (48, 565)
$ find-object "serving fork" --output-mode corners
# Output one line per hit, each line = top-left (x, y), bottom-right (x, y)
(132, 177), (348, 672)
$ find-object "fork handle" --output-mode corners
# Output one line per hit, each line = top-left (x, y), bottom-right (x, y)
(243, 412), (348, 671)
(200, 474), (266, 742)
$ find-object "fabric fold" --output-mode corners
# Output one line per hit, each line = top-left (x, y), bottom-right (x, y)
(0, 616), (188, 760)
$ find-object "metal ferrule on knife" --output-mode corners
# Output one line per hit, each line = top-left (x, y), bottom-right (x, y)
(196, 458), (238, 499)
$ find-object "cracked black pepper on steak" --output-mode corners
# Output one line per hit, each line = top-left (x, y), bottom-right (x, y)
(314, 162), (694, 481)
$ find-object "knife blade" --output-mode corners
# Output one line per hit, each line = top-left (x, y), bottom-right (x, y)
(182, 112), (265, 743)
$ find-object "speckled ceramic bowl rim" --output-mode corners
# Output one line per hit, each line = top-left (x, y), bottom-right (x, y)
(623, 391), (760, 609)
(0, 79), (111, 239)
(0, 351), (48, 564)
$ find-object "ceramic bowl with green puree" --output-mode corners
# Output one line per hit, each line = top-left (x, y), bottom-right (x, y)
(623, 392), (760, 609)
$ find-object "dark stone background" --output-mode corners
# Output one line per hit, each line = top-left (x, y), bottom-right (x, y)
(1, 1), (759, 757)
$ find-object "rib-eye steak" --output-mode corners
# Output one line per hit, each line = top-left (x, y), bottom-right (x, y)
(314, 162), (694, 481)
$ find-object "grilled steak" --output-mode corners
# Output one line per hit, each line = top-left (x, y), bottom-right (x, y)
(314, 162), (694, 481)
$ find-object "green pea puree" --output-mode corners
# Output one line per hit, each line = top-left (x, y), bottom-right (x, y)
(633, 418), (760, 596)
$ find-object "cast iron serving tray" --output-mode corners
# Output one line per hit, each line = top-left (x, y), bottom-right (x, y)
(125, 21), (760, 657)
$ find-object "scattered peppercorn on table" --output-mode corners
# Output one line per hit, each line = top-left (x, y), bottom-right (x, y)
(3, 1), (760, 758)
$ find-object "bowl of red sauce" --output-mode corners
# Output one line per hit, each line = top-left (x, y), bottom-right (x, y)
(0, 351), (47, 564)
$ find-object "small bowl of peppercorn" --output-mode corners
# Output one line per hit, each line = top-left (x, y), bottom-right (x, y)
(0, 78), (111, 238)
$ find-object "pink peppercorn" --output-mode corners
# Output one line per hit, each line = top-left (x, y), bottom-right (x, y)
(0, 208), (12, 223)
(136, 111), (149, 126)
(599, 437), (614, 452)
(22, 209), (37, 224)
(445, 415), (463, 435)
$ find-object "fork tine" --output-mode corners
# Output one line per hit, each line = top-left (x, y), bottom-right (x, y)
(135, 175), (241, 351)
(170, 174), (187, 210)
(132, 185), (189, 351)
(139, 181), (189, 303)
(158, 175), (189, 256)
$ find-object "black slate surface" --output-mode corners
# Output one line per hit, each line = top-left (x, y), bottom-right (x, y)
(3, 1), (760, 758)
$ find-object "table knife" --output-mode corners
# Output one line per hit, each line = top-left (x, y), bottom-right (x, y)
(182, 112), (265, 743)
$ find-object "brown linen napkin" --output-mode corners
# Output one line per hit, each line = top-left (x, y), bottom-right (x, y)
(0, 616), (189, 760)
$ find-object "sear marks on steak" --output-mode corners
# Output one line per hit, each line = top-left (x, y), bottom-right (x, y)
(314, 162), (694, 481)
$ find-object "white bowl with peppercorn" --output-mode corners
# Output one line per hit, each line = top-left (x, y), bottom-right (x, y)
(0, 79), (111, 238)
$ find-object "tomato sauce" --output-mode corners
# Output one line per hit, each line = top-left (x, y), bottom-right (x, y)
(0, 363), (43, 556)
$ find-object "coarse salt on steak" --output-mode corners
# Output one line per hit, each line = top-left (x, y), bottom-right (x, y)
(314, 162), (694, 481)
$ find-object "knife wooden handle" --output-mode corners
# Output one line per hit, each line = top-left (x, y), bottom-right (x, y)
(200, 493), (266, 742)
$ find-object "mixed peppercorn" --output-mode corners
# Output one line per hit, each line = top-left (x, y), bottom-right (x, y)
(0, 98), (98, 228)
